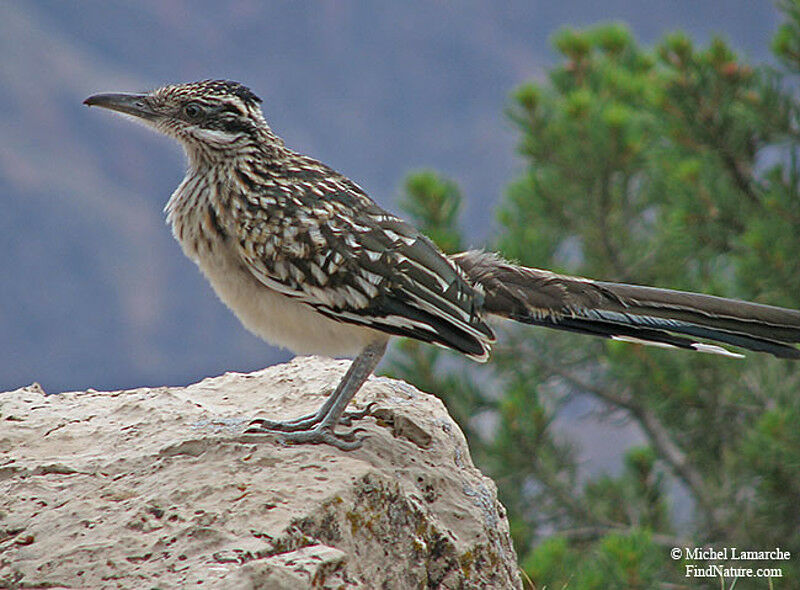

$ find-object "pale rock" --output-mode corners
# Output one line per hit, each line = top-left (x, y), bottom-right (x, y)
(0, 356), (521, 589)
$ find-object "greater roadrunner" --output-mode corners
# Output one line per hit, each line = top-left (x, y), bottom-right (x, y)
(85, 80), (800, 449)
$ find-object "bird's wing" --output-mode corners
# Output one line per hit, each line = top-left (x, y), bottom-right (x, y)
(229, 165), (495, 360)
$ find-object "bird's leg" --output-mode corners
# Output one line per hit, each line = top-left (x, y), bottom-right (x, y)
(247, 341), (386, 450)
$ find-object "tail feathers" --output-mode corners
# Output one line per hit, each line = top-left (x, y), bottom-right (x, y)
(526, 312), (798, 359)
(593, 281), (800, 344)
(523, 315), (743, 358)
(451, 250), (800, 360)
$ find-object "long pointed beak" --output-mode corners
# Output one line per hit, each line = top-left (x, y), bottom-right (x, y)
(83, 92), (156, 120)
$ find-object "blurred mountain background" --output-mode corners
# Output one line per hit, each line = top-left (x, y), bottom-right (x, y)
(1, 1), (781, 393)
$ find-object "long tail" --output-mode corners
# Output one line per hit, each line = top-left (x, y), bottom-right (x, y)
(451, 251), (800, 360)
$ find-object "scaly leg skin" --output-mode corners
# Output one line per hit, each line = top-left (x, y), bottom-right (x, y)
(246, 341), (387, 450)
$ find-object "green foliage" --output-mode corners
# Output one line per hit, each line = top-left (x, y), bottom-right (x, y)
(399, 171), (463, 254)
(773, 0), (800, 72)
(524, 529), (663, 589)
(389, 10), (800, 590)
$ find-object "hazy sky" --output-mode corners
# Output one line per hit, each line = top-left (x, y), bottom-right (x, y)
(1, 1), (784, 393)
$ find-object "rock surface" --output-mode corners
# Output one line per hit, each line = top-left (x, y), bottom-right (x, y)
(0, 356), (521, 589)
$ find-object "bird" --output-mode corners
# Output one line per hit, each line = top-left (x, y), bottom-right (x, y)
(84, 80), (800, 450)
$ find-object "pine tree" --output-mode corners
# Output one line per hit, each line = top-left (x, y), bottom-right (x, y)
(387, 5), (800, 587)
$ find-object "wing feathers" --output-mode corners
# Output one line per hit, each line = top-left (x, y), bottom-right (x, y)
(231, 165), (494, 359)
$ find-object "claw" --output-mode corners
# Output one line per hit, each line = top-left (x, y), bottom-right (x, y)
(339, 402), (376, 426)
(248, 412), (321, 432)
(330, 426), (368, 442)
(244, 426), (265, 435)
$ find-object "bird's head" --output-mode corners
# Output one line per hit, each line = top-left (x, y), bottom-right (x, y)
(84, 80), (279, 162)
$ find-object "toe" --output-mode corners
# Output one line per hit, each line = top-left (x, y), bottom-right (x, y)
(279, 426), (366, 450)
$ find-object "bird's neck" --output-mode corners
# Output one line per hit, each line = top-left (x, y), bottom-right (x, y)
(181, 124), (287, 169)
(165, 134), (286, 231)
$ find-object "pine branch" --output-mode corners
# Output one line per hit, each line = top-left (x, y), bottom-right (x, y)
(533, 358), (722, 532)
(559, 525), (684, 548)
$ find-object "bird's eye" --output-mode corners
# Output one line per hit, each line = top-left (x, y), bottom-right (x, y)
(183, 103), (204, 119)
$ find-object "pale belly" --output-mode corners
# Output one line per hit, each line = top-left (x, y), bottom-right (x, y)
(189, 241), (386, 359)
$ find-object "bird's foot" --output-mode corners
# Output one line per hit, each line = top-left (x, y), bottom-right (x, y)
(278, 425), (366, 451)
(246, 421), (366, 451)
(246, 402), (376, 433)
